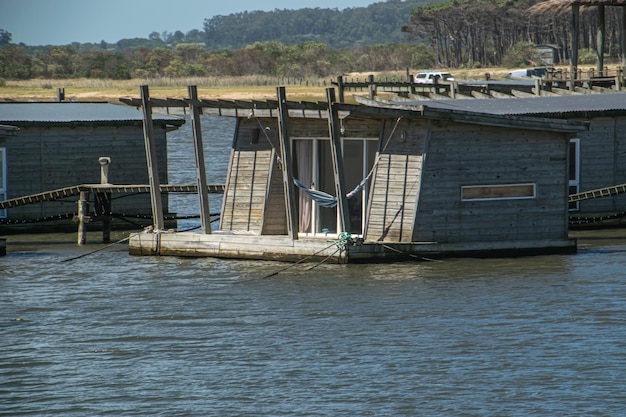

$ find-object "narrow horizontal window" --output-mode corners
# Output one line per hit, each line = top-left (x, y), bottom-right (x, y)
(461, 183), (536, 201)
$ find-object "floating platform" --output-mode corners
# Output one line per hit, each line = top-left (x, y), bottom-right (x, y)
(128, 230), (577, 263)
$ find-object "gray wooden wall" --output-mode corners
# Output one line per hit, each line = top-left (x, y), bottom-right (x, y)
(2, 125), (169, 220)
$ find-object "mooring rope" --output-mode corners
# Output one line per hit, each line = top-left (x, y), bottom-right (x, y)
(379, 243), (442, 262)
(59, 215), (221, 263)
(61, 235), (131, 263)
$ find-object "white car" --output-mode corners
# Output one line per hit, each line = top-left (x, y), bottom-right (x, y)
(414, 71), (455, 84)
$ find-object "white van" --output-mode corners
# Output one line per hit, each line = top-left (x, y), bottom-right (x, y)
(414, 71), (455, 84)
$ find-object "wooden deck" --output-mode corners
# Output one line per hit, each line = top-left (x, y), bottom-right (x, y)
(128, 230), (576, 263)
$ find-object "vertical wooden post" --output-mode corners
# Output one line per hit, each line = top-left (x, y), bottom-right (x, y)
(368, 74), (376, 99)
(326, 88), (351, 234)
(597, 4), (606, 76)
(570, 4), (580, 90)
(188, 85), (211, 234)
(96, 157), (112, 243)
(77, 190), (89, 245)
(140, 85), (165, 231)
(276, 86), (299, 240)
(534, 78), (542, 96)
(622, 7), (626, 72)
(336, 76), (345, 103)
(57, 88), (65, 102)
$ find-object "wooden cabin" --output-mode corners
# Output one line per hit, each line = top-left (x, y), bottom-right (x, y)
(128, 88), (587, 262)
(395, 93), (626, 227)
(0, 102), (184, 233)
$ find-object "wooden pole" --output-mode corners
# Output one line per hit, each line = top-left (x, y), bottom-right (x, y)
(597, 4), (606, 76)
(140, 85), (165, 231)
(98, 157), (111, 243)
(276, 86), (299, 239)
(77, 190), (89, 245)
(326, 88), (351, 234)
(570, 4), (580, 90)
(188, 85), (211, 234)
(622, 7), (626, 74)
(368, 74), (376, 99)
(336, 76), (345, 103)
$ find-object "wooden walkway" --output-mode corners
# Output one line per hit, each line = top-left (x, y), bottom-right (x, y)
(0, 183), (225, 209)
(2, 181), (622, 209)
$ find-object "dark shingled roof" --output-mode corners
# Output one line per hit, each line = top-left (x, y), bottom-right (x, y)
(0, 102), (185, 128)
(393, 92), (626, 119)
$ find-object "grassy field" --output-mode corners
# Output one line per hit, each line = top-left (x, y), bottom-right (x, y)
(1, 76), (334, 103)
(0, 65), (600, 103)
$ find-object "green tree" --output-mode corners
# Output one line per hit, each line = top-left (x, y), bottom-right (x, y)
(0, 45), (33, 79)
(0, 29), (11, 46)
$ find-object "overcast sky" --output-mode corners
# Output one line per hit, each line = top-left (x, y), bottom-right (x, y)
(0, 0), (380, 46)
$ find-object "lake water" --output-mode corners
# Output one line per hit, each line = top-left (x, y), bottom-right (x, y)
(2, 116), (626, 416)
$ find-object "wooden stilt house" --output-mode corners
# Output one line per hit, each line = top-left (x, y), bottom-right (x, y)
(128, 87), (587, 262)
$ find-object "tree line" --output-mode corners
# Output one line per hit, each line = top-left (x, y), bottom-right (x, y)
(403, 0), (626, 68)
(0, 41), (434, 80)
(1, 0), (623, 82)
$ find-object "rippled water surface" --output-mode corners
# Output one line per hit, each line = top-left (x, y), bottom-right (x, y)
(2, 116), (626, 416)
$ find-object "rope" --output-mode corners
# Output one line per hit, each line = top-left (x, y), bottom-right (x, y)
(240, 234), (353, 282)
(380, 243), (442, 262)
(61, 235), (131, 263)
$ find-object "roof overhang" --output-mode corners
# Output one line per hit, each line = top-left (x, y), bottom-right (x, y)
(118, 95), (589, 134)
(0, 124), (19, 137)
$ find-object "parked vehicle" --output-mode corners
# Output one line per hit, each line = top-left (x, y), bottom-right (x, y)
(414, 71), (455, 84)
(504, 67), (551, 79)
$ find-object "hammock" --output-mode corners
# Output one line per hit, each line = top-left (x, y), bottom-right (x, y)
(293, 175), (371, 208)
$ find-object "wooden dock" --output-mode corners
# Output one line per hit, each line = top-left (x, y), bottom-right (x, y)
(128, 230), (576, 262)
(0, 183), (224, 210)
(332, 71), (625, 101)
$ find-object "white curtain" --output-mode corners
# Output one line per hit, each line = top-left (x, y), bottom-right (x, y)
(296, 140), (312, 233)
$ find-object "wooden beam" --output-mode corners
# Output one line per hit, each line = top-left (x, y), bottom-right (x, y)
(188, 85), (212, 234)
(622, 7), (626, 70)
(571, 3), (580, 87)
(597, 4), (606, 75)
(276, 86), (299, 239)
(326, 88), (351, 234)
(140, 85), (165, 231)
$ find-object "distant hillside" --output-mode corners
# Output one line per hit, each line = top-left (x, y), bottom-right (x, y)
(203, 0), (440, 50)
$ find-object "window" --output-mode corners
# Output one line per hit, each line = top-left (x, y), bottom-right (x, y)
(292, 137), (377, 237)
(568, 138), (580, 211)
(461, 183), (536, 201)
(0, 148), (6, 218)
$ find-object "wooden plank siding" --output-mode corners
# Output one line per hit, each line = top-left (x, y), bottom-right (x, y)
(365, 119), (427, 242)
(576, 117), (625, 214)
(365, 153), (423, 242)
(261, 150), (288, 235)
(4, 125), (168, 220)
(413, 123), (570, 243)
(219, 149), (272, 232)
(219, 118), (287, 234)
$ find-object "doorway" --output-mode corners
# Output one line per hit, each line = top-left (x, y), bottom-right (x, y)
(293, 138), (377, 236)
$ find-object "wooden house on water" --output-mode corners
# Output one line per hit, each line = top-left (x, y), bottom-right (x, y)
(0, 102), (185, 233)
(127, 87), (587, 262)
(389, 93), (626, 227)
